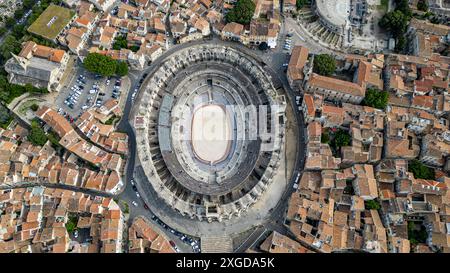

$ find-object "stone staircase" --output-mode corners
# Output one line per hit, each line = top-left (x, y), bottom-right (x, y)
(201, 235), (234, 253)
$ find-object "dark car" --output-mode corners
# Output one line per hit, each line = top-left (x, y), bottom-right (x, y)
(132, 185), (137, 191)
(169, 241), (176, 247)
(143, 204), (149, 210)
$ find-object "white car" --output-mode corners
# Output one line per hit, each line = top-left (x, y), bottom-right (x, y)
(132, 201), (138, 207)
(136, 192), (140, 198)
(130, 179), (135, 185)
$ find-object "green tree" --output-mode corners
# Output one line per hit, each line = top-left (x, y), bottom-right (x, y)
(0, 104), (12, 129)
(30, 103), (39, 111)
(12, 25), (26, 39)
(112, 35), (128, 50)
(0, 35), (21, 61)
(83, 53), (117, 77)
(226, 0), (256, 25)
(47, 131), (61, 148)
(23, 0), (35, 9)
(334, 129), (351, 147)
(5, 17), (15, 28)
(115, 61), (129, 77)
(296, 0), (307, 9)
(321, 131), (330, 144)
(0, 27), (7, 37)
(408, 222), (428, 245)
(417, 0), (429, 12)
(395, 0), (412, 18)
(14, 9), (24, 20)
(408, 159), (435, 180)
(65, 215), (78, 233)
(395, 35), (407, 53)
(313, 54), (336, 76)
(28, 120), (48, 146)
(379, 10), (409, 37)
(129, 45), (140, 52)
(362, 88), (389, 109)
(365, 200), (381, 210)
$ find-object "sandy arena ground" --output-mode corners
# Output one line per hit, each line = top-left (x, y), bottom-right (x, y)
(191, 104), (232, 164)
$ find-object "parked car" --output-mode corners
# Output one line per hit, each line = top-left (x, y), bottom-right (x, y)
(132, 201), (138, 207)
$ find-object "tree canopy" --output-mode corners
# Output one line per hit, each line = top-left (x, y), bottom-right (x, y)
(296, 0), (307, 9)
(379, 0), (412, 53)
(334, 129), (351, 147)
(379, 10), (408, 37)
(115, 61), (129, 77)
(0, 35), (21, 61)
(14, 9), (24, 20)
(83, 53), (118, 77)
(408, 159), (435, 180)
(362, 88), (389, 109)
(394, 0), (412, 18)
(112, 35), (128, 50)
(0, 75), (48, 104)
(365, 200), (381, 210)
(0, 104), (12, 129)
(28, 120), (48, 146)
(417, 0), (429, 11)
(258, 42), (269, 51)
(226, 0), (256, 25)
(313, 54), (336, 76)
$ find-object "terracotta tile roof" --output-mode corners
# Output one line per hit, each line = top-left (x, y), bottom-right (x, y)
(18, 41), (67, 63)
(288, 46), (309, 81)
(308, 73), (365, 97)
(36, 106), (73, 137)
(222, 22), (244, 35)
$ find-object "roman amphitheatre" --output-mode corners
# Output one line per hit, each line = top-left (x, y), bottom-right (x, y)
(132, 43), (291, 240)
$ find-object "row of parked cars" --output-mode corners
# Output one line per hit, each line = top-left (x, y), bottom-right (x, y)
(57, 107), (79, 124)
(112, 78), (122, 99)
(131, 72), (148, 102)
(150, 214), (201, 253)
(129, 176), (201, 253)
(64, 75), (88, 109)
(283, 33), (293, 51)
